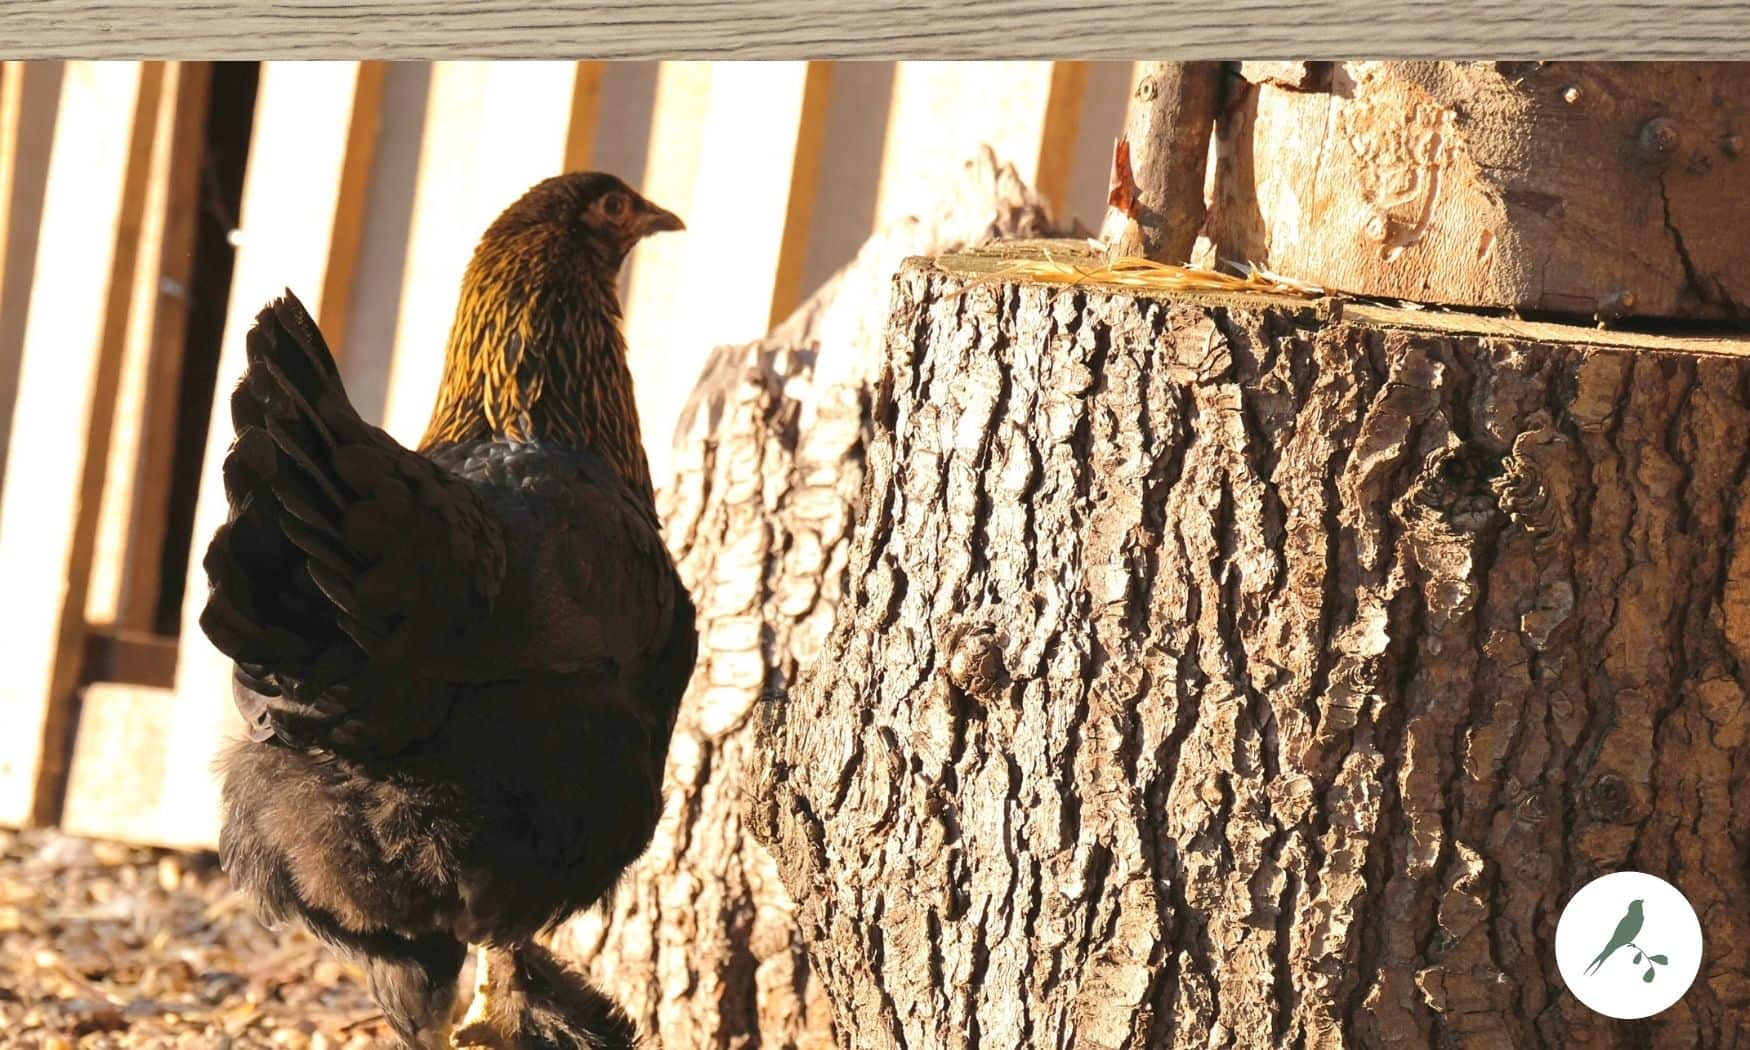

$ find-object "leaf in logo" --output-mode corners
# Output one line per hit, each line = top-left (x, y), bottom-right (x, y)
(1650, 955), (1668, 965)
(1644, 968), (1656, 983)
(1633, 952), (1643, 963)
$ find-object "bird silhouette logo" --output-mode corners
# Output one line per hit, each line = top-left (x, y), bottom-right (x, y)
(1583, 899), (1671, 983)
(1555, 871), (1701, 1019)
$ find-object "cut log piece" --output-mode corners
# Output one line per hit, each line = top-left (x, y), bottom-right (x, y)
(1207, 61), (1750, 322)
(754, 241), (1750, 1048)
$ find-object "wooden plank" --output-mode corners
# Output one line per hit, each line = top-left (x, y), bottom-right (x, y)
(318, 64), (387, 364)
(1060, 61), (1138, 233)
(789, 61), (893, 310)
(81, 629), (179, 689)
(0, 61), (162, 828)
(767, 61), (834, 329)
(1031, 61), (1087, 223)
(624, 61), (827, 482)
(0, 61), (62, 492)
(153, 61), (385, 850)
(58, 683), (176, 845)
(87, 61), (212, 630)
(0, 2), (1739, 62)
(329, 61), (432, 424)
(0, 61), (22, 487)
(872, 62), (1063, 228)
(620, 60), (711, 480)
(566, 61), (605, 172)
(0, 64), (18, 424)
(377, 61), (586, 445)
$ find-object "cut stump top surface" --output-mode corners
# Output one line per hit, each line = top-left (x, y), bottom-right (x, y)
(928, 240), (1750, 360)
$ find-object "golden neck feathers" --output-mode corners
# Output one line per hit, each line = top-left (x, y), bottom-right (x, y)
(418, 224), (654, 503)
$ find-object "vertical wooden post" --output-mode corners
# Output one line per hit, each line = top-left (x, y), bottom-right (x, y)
(767, 61), (834, 329)
(1098, 61), (1226, 263)
(0, 61), (162, 827)
(1032, 61), (1088, 221)
(620, 61), (711, 475)
(0, 61), (62, 486)
(87, 61), (212, 632)
(873, 61), (1060, 227)
(566, 62), (605, 174)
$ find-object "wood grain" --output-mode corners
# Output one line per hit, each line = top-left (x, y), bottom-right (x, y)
(0, 2), (1744, 59)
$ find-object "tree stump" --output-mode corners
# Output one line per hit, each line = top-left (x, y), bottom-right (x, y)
(555, 150), (1060, 1048)
(753, 242), (1750, 1047)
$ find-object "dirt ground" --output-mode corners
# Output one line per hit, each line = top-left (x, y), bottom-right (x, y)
(0, 826), (395, 1048)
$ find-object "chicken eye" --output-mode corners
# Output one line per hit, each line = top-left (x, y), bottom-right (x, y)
(602, 193), (628, 219)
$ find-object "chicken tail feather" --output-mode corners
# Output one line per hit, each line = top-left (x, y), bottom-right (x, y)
(199, 290), (504, 752)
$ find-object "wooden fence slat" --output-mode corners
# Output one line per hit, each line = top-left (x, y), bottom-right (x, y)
(318, 65), (387, 368)
(377, 61), (587, 445)
(330, 61), (432, 424)
(0, 62), (62, 492)
(1033, 61), (1088, 222)
(0, 61), (161, 828)
(620, 61), (711, 481)
(1061, 62), (1136, 232)
(86, 61), (212, 631)
(566, 62), (605, 173)
(872, 61), (1061, 228)
(623, 61), (829, 483)
(767, 61), (834, 329)
(0, 62), (19, 457)
(59, 683), (177, 843)
(135, 61), (384, 849)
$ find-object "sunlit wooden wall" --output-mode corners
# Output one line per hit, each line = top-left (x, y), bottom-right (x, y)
(0, 59), (1135, 848)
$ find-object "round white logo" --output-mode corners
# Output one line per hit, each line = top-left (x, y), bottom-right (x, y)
(1554, 871), (1702, 1019)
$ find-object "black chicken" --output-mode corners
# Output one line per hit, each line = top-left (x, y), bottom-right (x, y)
(199, 172), (698, 1049)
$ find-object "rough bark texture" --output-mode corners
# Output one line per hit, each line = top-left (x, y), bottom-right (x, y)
(555, 149), (1059, 1048)
(1205, 61), (1750, 322)
(1098, 61), (1224, 265)
(753, 243), (1750, 1048)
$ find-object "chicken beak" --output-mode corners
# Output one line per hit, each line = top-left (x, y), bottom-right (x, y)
(635, 201), (686, 237)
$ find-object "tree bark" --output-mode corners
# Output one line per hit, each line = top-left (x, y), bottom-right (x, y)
(752, 241), (1750, 1047)
(555, 149), (1060, 1048)
(1205, 61), (1750, 322)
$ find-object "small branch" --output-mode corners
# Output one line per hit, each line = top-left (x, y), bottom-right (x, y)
(1098, 61), (1227, 264)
